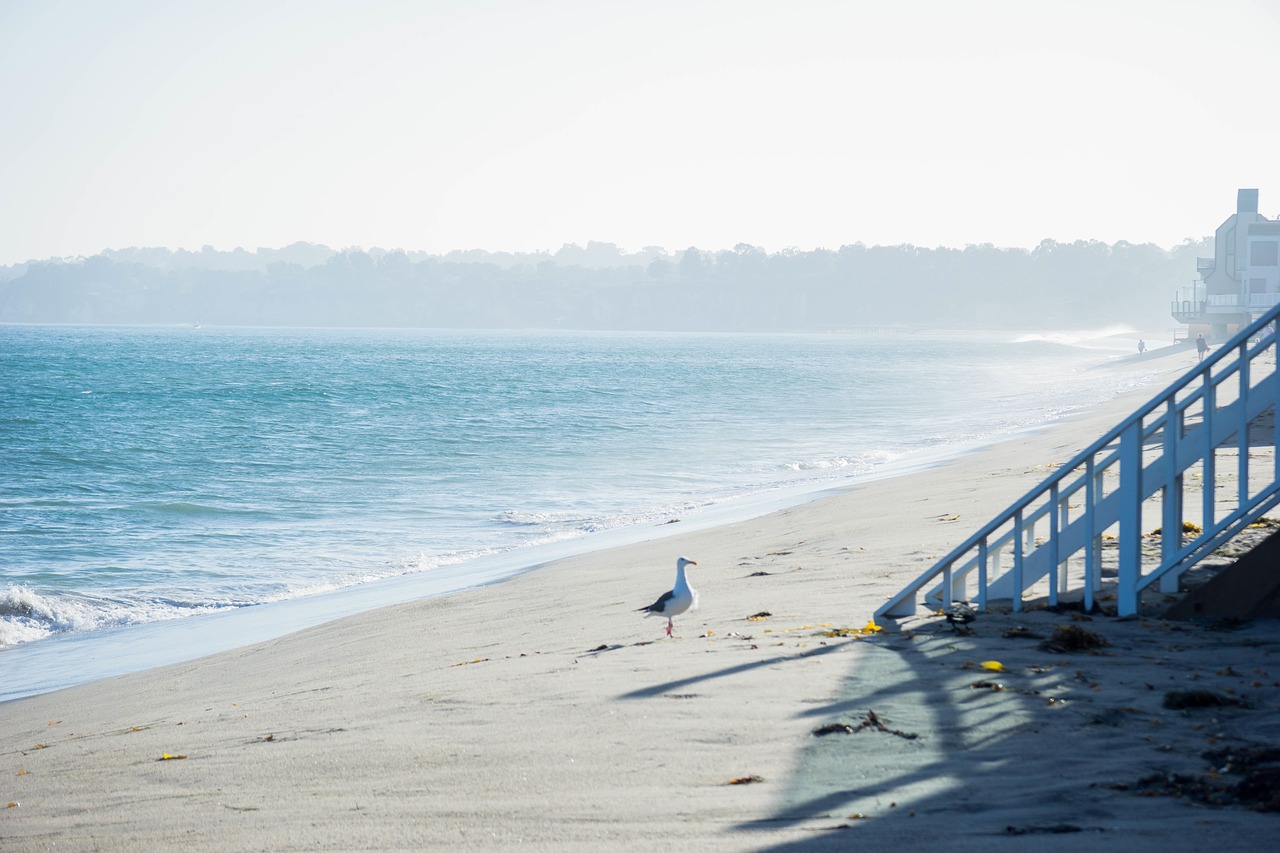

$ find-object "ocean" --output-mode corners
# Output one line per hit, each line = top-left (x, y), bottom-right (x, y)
(1, 324), (1158, 700)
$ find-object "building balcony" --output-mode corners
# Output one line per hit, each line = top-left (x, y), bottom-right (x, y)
(1171, 300), (1205, 323)
(1172, 293), (1276, 325)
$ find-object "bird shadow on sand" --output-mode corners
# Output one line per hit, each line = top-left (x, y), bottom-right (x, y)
(614, 642), (849, 701)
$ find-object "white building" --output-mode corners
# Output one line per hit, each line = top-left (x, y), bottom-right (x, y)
(1172, 188), (1280, 340)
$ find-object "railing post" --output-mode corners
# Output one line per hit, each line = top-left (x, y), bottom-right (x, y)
(977, 538), (988, 610)
(1239, 347), (1251, 508)
(1160, 398), (1182, 593)
(1048, 483), (1060, 606)
(1274, 329), (1280, 483)
(1011, 509), (1024, 613)
(1202, 377), (1217, 532)
(1117, 422), (1142, 616)
(1084, 457), (1097, 611)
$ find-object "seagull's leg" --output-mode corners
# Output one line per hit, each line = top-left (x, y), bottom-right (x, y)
(665, 618), (673, 637)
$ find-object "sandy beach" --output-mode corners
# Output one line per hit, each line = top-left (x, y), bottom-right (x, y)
(4, 347), (1280, 851)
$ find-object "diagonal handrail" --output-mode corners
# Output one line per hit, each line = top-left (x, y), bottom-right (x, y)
(876, 302), (1280, 621)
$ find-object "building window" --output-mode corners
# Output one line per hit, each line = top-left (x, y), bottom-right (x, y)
(1251, 240), (1279, 266)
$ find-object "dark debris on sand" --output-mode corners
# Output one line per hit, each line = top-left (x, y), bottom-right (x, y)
(1039, 624), (1109, 653)
(811, 710), (920, 740)
(1162, 688), (1249, 710)
(1005, 822), (1089, 835)
(1104, 746), (1280, 812)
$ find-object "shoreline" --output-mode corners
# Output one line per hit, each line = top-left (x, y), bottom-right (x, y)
(0, 424), (1068, 705)
(0, 434), (1000, 705)
(0, 348), (1174, 703)
(7, 348), (1278, 849)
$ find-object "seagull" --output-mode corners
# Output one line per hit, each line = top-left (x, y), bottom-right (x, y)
(639, 556), (699, 637)
(944, 601), (977, 634)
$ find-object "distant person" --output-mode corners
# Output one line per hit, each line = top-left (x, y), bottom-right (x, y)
(1138, 339), (1146, 355)
(1196, 333), (1209, 362)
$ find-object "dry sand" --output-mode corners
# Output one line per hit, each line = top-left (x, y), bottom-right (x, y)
(3, 349), (1279, 851)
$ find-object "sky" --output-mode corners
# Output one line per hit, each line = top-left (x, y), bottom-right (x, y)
(2, 0), (1279, 266)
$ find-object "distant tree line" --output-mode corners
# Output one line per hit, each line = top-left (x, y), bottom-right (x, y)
(0, 238), (1208, 331)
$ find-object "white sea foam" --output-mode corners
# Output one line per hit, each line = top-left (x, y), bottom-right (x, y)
(0, 584), (100, 645)
(1009, 324), (1138, 347)
(0, 584), (236, 648)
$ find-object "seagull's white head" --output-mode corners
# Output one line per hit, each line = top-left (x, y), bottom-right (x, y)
(677, 556), (697, 569)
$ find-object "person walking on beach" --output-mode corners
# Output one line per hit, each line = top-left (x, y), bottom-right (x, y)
(1138, 338), (1146, 356)
(1196, 333), (1209, 362)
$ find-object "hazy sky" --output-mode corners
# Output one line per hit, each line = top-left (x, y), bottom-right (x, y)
(2, 0), (1278, 265)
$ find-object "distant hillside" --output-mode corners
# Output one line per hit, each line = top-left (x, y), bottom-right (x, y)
(0, 238), (1207, 331)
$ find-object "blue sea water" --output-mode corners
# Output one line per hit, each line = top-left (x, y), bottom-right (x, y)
(1, 324), (1158, 698)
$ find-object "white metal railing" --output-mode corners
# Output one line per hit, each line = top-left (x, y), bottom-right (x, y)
(876, 303), (1280, 620)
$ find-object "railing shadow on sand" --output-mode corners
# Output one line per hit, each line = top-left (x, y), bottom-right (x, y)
(750, 611), (1280, 849)
(632, 610), (1280, 849)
